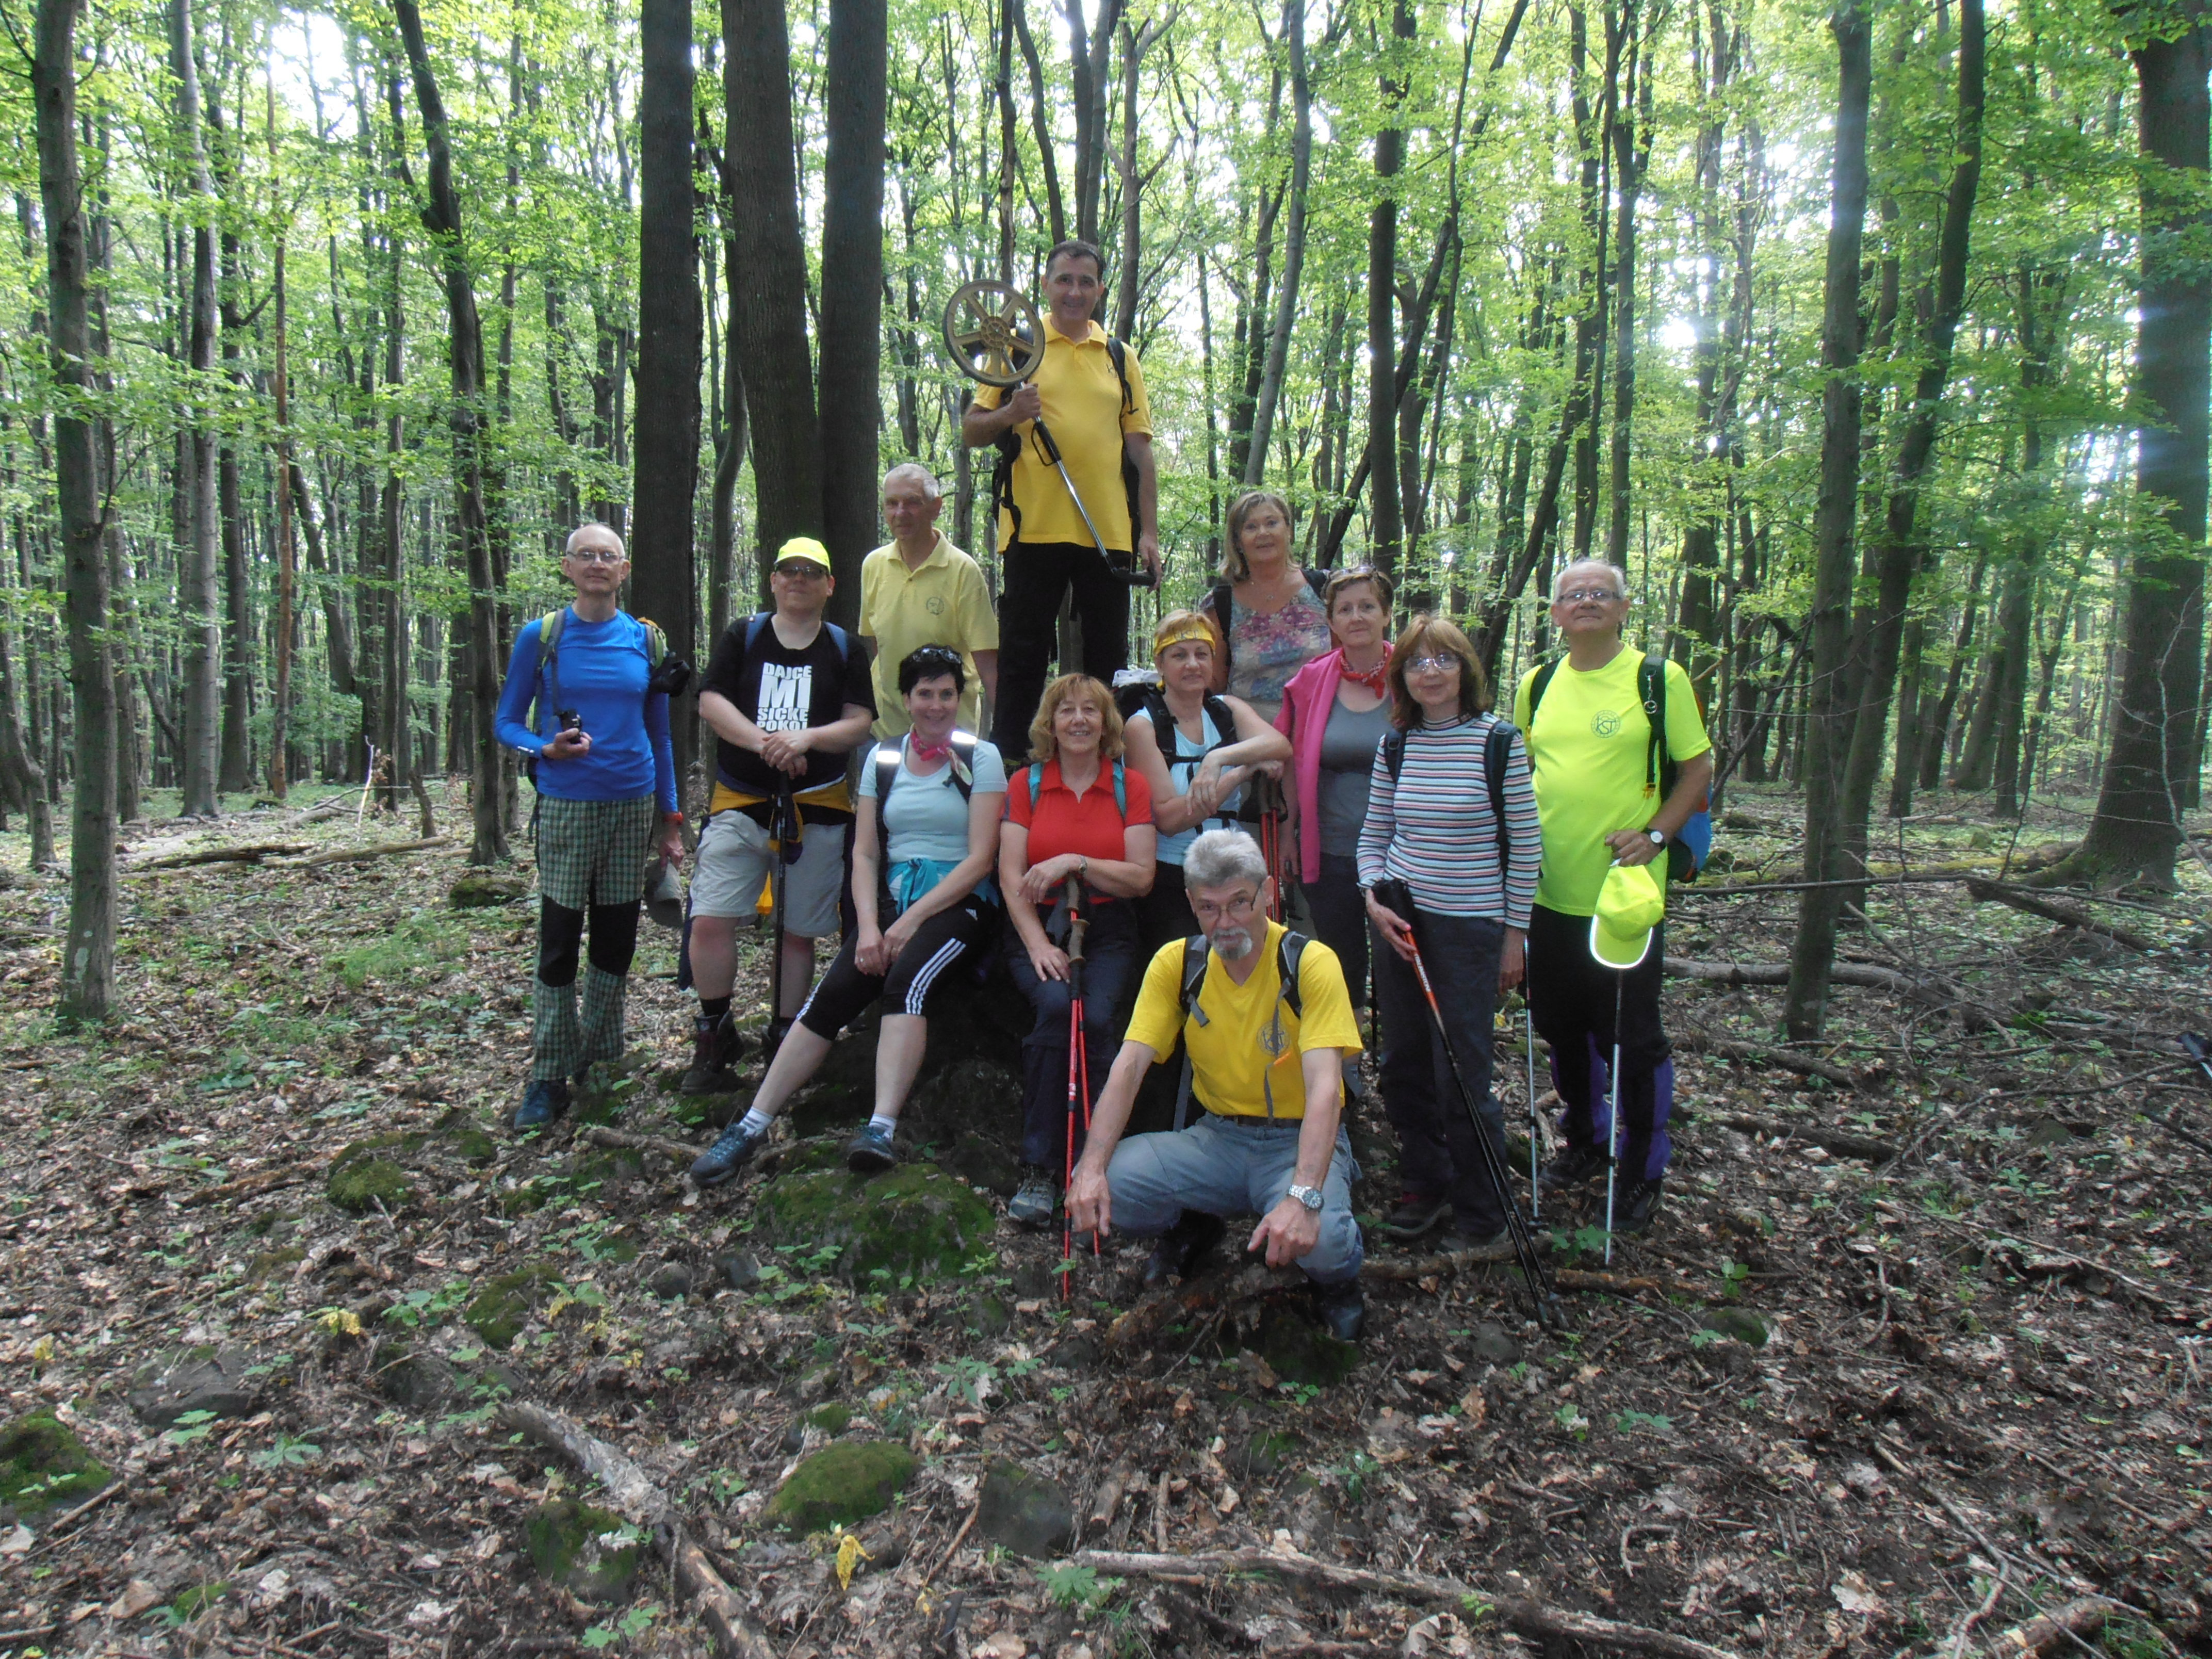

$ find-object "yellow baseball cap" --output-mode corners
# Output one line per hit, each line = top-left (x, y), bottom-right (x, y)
(1589, 860), (1664, 969)
(774, 536), (833, 570)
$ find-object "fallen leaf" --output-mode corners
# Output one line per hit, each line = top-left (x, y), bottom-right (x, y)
(105, 1579), (162, 1619)
(0, 1524), (32, 1556)
(1831, 1571), (1884, 1617)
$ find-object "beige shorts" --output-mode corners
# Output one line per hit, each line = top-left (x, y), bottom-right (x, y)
(691, 809), (848, 938)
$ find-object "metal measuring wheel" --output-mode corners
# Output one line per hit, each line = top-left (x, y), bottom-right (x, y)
(941, 279), (1046, 388)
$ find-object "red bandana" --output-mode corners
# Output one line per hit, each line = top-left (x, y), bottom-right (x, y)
(908, 737), (952, 764)
(1341, 656), (1389, 696)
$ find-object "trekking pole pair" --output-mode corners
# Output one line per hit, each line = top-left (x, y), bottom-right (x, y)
(1061, 874), (1099, 1294)
(1373, 881), (1566, 1332)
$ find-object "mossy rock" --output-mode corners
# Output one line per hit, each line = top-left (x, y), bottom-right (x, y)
(435, 1111), (499, 1165)
(975, 1458), (1074, 1558)
(328, 1157), (414, 1213)
(464, 1262), (561, 1351)
(764, 1441), (916, 1533)
(755, 1161), (997, 1286)
(804, 1402), (852, 1435)
(169, 1582), (229, 1620)
(247, 1245), (305, 1281)
(0, 1414), (113, 1525)
(1699, 1307), (1769, 1347)
(906, 1058), (1023, 1142)
(574, 1051), (656, 1126)
(785, 1036), (884, 1137)
(665, 1086), (753, 1131)
(779, 1136), (850, 1176)
(573, 1146), (647, 1188)
(1237, 1429), (1301, 1480)
(525, 1499), (643, 1602)
(449, 870), (531, 909)
(938, 1130), (1023, 1199)
(1249, 1303), (1360, 1388)
(370, 1342), (457, 1412)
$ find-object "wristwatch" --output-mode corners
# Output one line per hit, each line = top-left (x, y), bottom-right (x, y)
(1286, 1183), (1324, 1212)
(1646, 828), (1668, 848)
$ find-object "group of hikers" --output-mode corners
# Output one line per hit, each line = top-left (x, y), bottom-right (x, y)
(491, 238), (1715, 1344)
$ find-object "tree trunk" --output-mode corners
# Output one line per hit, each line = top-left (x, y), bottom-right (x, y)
(1364, 0), (1414, 573)
(1923, 551), (1987, 788)
(709, 204), (749, 646)
(1244, 0), (1309, 487)
(1781, 0), (1873, 1041)
(172, 0), (222, 817)
(723, 0), (822, 570)
(35, 0), (115, 1019)
(1011, 0), (1067, 248)
(394, 0), (509, 863)
(2070, 12), (2208, 886)
(1604, 7), (1649, 566)
(632, 0), (703, 782)
(268, 82), (295, 801)
(818, 0), (886, 628)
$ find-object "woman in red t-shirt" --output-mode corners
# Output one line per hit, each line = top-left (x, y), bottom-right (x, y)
(998, 674), (1157, 1227)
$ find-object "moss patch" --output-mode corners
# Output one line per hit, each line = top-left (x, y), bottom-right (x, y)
(1699, 1307), (1769, 1347)
(448, 870), (530, 909)
(764, 1441), (916, 1533)
(1249, 1304), (1360, 1388)
(755, 1161), (997, 1286)
(804, 1402), (852, 1435)
(464, 1262), (560, 1350)
(327, 1157), (414, 1213)
(573, 1052), (655, 1126)
(525, 1499), (642, 1602)
(0, 1413), (113, 1523)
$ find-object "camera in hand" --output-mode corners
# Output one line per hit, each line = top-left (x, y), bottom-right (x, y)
(558, 709), (582, 734)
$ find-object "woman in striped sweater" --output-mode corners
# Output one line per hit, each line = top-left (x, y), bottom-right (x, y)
(1356, 615), (1541, 1246)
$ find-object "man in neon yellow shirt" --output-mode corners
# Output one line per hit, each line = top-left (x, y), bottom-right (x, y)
(859, 463), (998, 738)
(1512, 559), (1713, 1234)
(1067, 831), (1368, 1341)
(963, 239), (1160, 760)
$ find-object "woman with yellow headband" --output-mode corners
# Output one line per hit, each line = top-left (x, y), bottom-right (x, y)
(1124, 611), (1291, 952)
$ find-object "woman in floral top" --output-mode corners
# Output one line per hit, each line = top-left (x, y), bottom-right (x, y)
(1208, 490), (1333, 724)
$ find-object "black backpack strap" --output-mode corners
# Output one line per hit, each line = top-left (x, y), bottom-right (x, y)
(1276, 930), (1308, 1021)
(1381, 727), (1406, 781)
(1484, 718), (1519, 876)
(1172, 933), (1211, 1132)
(1641, 648), (1670, 796)
(948, 731), (977, 800)
(870, 743), (903, 822)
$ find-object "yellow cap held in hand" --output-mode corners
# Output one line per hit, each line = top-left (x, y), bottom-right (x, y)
(1589, 859), (1664, 969)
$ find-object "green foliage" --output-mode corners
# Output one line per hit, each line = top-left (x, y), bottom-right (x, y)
(1037, 1562), (1122, 1609)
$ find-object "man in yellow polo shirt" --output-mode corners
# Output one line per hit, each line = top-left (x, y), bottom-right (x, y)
(1512, 558), (1713, 1234)
(962, 238), (1160, 760)
(1066, 829), (1368, 1341)
(859, 463), (998, 738)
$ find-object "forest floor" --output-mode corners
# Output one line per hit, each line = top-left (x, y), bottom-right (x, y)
(0, 780), (2209, 1659)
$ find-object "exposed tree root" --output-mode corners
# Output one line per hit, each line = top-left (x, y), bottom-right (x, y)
(1070, 1549), (1743, 1659)
(124, 840), (311, 871)
(1672, 1029), (1866, 1088)
(1982, 1595), (2116, 1656)
(1963, 877), (2169, 953)
(577, 1123), (706, 1164)
(276, 834), (451, 868)
(1686, 1108), (1898, 1161)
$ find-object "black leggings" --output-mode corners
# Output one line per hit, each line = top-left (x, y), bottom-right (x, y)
(796, 900), (993, 1038)
(536, 898), (642, 987)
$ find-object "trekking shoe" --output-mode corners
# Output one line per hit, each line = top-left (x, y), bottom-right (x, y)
(1142, 1211), (1228, 1288)
(1007, 1166), (1058, 1229)
(690, 1117), (771, 1187)
(1435, 1225), (1511, 1254)
(1313, 1279), (1366, 1343)
(1539, 1142), (1609, 1192)
(513, 1078), (570, 1132)
(1379, 1191), (1449, 1240)
(844, 1120), (898, 1174)
(1613, 1177), (1664, 1235)
(679, 1015), (748, 1095)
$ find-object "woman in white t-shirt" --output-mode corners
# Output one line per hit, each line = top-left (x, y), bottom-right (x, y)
(689, 647), (1006, 1183)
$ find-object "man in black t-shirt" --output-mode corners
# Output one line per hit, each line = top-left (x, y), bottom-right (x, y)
(687, 537), (875, 1089)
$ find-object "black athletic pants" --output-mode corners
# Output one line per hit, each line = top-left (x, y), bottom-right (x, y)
(989, 540), (1132, 758)
(1525, 902), (1674, 1183)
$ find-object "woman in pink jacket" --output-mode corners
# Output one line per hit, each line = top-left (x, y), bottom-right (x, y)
(1272, 566), (1394, 1097)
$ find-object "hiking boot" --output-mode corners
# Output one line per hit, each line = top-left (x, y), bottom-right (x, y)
(1313, 1279), (1366, 1343)
(680, 1015), (748, 1095)
(1007, 1166), (1058, 1229)
(513, 1078), (570, 1132)
(1539, 1142), (1609, 1192)
(1379, 1191), (1449, 1240)
(691, 1117), (771, 1187)
(1613, 1177), (1664, 1235)
(1142, 1211), (1227, 1288)
(844, 1120), (899, 1174)
(1434, 1225), (1511, 1254)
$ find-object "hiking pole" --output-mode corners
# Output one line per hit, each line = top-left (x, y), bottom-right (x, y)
(1061, 874), (1096, 1294)
(1523, 935), (1541, 1222)
(1603, 966), (1625, 1266)
(1374, 881), (1567, 1332)
(769, 784), (800, 1052)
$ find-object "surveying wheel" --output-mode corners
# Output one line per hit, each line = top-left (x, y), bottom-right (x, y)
(942, 279), (1045, 387)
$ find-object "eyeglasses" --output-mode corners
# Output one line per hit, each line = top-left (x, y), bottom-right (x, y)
(906, 646), (963, 673)
(1190, 892), (1259, 923)
(774, 562), (828, 579)
(1557, 587), (1625, 605)
(1405, 655), (1461, 675)
(566, 547), (625, 565)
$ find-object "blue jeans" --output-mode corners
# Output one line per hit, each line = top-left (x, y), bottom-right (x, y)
(1006, 901), (1142, 1172)
(1104, 1112), (1363, 1287)
(1371, 909), (1512, 1235)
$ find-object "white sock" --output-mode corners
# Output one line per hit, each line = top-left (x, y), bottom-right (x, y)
(868, 1114), (898, 1135)
(739, 1107), (774, 1135)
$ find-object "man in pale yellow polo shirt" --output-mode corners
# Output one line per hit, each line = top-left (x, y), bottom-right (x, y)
(858, 463), (999, 738)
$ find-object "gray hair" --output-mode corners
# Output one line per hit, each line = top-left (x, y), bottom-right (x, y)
(1552, 557), (1627, 601)
(1182, 829), (1269, 894)
(883, 462), (942, 501)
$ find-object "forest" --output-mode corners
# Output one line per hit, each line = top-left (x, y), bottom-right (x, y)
(2, 0), (2210, 1651)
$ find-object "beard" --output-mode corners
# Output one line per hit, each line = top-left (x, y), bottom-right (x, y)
(1208, 923), (1257, 962)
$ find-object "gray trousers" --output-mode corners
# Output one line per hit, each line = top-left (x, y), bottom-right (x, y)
(1104, 1111), (1362, 1287)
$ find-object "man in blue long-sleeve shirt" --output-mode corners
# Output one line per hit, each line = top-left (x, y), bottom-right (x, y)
(495, 523), (685, 1129)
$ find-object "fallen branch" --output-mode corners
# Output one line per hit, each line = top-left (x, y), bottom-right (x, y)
(1069, 1550), (1740, 1659)
(1982, 1596), (2116, 1657)
(177, 1159), (332, 1209)
(578, 1124), (706, 1164)
(1687, 1109), (1898, 1162)
(1664, 957), (1932, 994)
(1683, 842), (2079, 897)
(1672, 1029), (1864, 1089)
(1963, 879), (2166, 954)
(276, 835), (451, 869)
(498, 1401), (777, 1659)
(1554, 1267), (1692, 1296)
(124, 840), (310, 872)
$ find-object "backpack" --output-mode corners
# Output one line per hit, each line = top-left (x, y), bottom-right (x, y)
(1131, 687), (1240, 791)
(1381, 716), (1523, 878)
(524, 608), (670, 785)
(870, 733), (977, 816)
(713, 613), (852, 793)
(1171, 928), (1311, 1129)
(1525, 647), (1712, 882)
(1206, 567), (1332, 678)
(988, 336), (1143, 551)
(1021, 758), (1128, 819)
